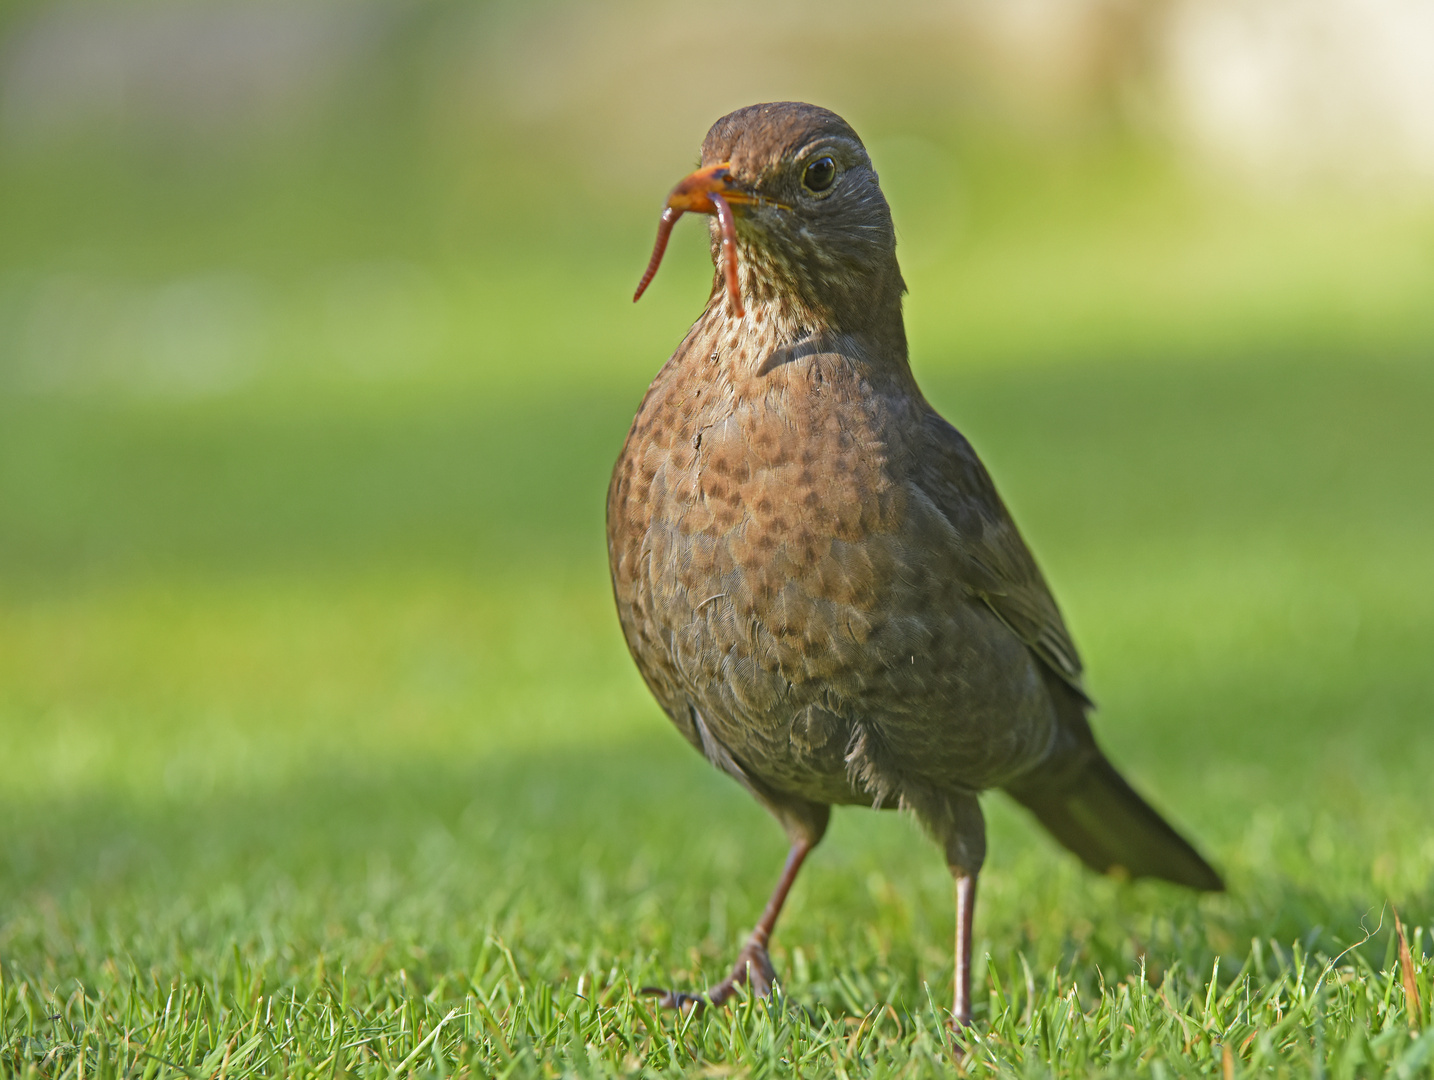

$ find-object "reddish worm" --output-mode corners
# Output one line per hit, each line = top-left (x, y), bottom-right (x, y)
(633, 194), (744, 318)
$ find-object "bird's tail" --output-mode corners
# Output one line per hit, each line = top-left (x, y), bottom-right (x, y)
(1006, 739), (1224, 893)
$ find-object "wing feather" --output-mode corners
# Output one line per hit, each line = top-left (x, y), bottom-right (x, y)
(913, 410), (1089, 700)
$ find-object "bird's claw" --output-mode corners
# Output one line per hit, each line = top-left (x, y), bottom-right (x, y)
(640, 986), (707, 1012)
(641, 940), (778, 1012)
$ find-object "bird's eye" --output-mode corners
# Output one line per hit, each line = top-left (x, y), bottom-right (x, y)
(802, 156), (837, 193)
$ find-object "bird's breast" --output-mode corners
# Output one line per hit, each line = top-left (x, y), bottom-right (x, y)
(609, 326), (922, 728)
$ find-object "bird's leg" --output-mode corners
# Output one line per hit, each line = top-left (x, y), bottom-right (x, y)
(952, 870), (979, 1028)
(708, 837), (811, 1005)
(939, 793), (985, 1033)
(644, 837), (814, 1012)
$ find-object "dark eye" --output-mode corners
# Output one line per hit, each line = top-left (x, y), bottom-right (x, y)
(802, 156), (837, 193)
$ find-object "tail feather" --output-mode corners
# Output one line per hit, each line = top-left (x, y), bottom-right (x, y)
(1007, 749), (1224, 892)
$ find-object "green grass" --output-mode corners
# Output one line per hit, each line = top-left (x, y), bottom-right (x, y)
(3, 351), (1432, 1076)
(3, 22), (1434, 1069)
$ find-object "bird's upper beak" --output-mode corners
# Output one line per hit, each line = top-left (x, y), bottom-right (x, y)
(663, 162), (756, 215)
(634, 161), (755, 317)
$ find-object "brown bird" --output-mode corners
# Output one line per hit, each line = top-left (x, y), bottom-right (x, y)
(608, 102), (1221, 1028)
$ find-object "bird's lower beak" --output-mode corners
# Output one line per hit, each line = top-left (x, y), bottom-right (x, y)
(634, 161), (750, 317)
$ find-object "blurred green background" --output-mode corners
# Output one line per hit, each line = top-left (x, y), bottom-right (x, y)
(1, 0), (1432, 1039)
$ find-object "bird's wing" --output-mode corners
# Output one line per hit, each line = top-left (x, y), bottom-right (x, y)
(911, 409), (1089, 700)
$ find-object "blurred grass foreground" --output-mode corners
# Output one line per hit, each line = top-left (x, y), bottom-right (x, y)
(2, 0), (1433, 1074)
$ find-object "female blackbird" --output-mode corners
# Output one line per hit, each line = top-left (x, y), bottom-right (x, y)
(609, 101), (1221, 1027)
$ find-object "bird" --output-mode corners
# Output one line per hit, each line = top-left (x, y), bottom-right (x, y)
(607, 101), (1222, 1029)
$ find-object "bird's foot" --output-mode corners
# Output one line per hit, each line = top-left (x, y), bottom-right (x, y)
(945, 1012), (974, 1061)
(708, 939), (776, 1006)
(641, 939), (777, 1012)
(639, 987), (708, 1012)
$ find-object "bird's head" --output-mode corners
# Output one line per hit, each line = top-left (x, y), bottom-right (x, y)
(634, 102), (905, 338)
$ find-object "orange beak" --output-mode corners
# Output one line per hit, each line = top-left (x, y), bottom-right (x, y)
(633, 161), (749, 318)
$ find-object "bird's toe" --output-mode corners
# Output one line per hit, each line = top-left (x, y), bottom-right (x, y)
(640, 986), (707, 1012)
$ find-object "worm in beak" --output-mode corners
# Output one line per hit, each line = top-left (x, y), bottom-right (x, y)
(633, 162), (745, 318)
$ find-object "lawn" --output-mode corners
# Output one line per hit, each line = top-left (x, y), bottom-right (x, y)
(2, 35), (1434, 1074)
